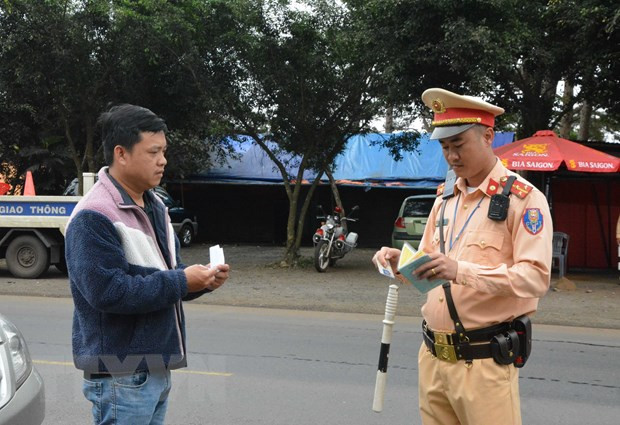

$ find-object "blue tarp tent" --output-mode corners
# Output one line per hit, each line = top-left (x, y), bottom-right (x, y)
(197, 132), (514, 188)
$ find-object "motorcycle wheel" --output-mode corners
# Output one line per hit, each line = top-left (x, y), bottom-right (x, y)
(314, 240), (331, 272)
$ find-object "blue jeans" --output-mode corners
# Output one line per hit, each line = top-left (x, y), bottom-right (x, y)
(82, 370), (172, 425)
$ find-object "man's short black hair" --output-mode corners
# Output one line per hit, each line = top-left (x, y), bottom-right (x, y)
(98, 104), (168, 165)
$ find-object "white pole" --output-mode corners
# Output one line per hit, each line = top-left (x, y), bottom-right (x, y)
(82, 172), (96, 195)
(372, 284), (399, 413)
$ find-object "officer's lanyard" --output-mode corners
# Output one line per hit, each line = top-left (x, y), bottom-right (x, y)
(448, 193), (485, 252)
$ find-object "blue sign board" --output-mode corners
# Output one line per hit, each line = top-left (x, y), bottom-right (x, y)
(0, 201), (76, 217)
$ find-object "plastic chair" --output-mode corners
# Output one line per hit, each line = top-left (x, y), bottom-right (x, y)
(552, 232), (570, 278)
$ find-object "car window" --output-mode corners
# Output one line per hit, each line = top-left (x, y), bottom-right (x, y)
(63, 178), (79, 196)
(153, 187), (175, 207)
(403, 198), (434, 217)
(154, 193), (174, 207)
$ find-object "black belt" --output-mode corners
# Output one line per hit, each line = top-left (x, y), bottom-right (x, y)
(83, 371), (141, 380)
(83, 369), (153, 379)
(422, 321), (510, 363)
(83, 372), (112, 380)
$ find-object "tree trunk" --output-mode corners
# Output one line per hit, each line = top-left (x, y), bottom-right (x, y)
(248, 133), (339, 267)
(84, 115), (96, 172)
(62, 115), (83, 194)
(559, 80), (573, 139)
(282, 187), (300, 265)
(292, 170), (325, 253)
(578, 101), (592, 141)
(281, 167), (328, 266)
(325, 168), (346, 232)
(519, 87), (556, 138)
(385, 105), (394, 133)
(514, 67), (558, 138)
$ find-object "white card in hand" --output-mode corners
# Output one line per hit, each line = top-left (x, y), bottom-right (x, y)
(374, 259), (395, 279)
(209, 244), (225, 269)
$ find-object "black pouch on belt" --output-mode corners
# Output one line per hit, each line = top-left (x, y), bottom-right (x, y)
(490, 329), (520, 365)
(512, 315), (532, 368)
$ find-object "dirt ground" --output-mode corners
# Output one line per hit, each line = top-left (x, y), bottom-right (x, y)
(0, 243), (618, 329)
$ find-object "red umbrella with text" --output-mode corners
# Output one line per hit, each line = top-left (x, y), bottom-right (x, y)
(493, 130), (619, 173)
(493, 129), (619, 206)
(494, 130), (619, 268)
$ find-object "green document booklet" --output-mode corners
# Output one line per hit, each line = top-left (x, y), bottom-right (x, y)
(397, 242), (447, 293)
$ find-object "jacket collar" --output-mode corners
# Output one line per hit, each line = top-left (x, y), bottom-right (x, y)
(97, 167), (158, 207)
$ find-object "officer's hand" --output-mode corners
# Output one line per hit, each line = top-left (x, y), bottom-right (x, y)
(372, 246), (401, 275)
(184, 264), (230, 293)
(414, 252), (458, 281)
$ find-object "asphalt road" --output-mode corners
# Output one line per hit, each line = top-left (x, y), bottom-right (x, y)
(2, 296), (619, 425)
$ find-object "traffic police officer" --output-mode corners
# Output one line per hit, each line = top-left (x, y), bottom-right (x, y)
(373, 88), (553, 425)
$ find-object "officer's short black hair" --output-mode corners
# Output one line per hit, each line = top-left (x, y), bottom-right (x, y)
(473, 124), (491, 134)
(98, 104), (168, 165)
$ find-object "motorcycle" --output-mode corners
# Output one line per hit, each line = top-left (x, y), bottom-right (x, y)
(312, 205), (360, 272)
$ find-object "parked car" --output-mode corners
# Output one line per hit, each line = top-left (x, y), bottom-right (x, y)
(391, 194), (436, 250)
(152, 186), (198, 247)
(0, 314), (45, 425)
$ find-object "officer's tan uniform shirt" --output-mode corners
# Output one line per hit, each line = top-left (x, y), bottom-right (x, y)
(419, 159), (552, 331)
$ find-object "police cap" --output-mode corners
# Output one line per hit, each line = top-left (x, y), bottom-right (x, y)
(421, 88), (504, 140)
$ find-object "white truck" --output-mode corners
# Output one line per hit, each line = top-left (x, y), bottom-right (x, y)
(0, 173), (198, 279)
(0, 173), (96, 278)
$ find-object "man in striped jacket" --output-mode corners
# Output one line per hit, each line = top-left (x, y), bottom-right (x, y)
(66, 104), (229, 425)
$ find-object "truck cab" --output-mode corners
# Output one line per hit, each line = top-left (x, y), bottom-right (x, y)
(0, 195), (83, 278)
(0, 174), (197, 279)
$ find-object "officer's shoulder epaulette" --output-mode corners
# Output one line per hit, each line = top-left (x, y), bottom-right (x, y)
(436, 183), (445, 196)
(499, 176), (533, 199)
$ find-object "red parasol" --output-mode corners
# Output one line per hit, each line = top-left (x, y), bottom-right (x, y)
(493, 130), (619, 173)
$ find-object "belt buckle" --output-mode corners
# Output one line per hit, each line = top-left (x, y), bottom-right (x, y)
(433, 331), (458, 363)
